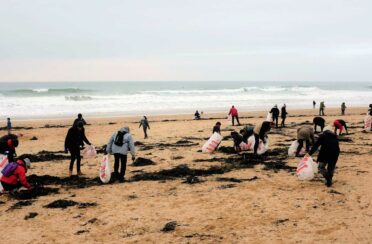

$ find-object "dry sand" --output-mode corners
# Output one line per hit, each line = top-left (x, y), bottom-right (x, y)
(0, 107), (371, 243)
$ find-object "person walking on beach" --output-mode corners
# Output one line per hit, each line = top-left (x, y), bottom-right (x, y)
(313, 101), (316, 109)
(65, 121), (91, 176)
(308, 128), (340, 187)
(296, 126), (315, 157)
(106, 127), (135, 182)
(213, 122), (221, 134)
(139, 116), (150, 139)
(333, 119), (349, 135)
(341, 102), (346, 115)
(280, 104), (288, 127)
(73, 113), (87, 127)
(313, 116), (325, 133)
(270, 105), (280, 128)
(0, 158), (32, 192)
(228, 105), (241, 126)
(319, 101), (325, 116)
(6, 118), (12, 134)
(253, 121), (272, 155)
(0, 134), (19, 162)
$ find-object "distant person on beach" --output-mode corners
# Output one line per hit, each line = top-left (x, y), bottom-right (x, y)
(106, 127), (135, 182)
(213, 122), (221, 134)
(296, 126), (315, 157)
(6, 118), (12, 134)
(341, 102), (346, 115)
(368, 104), (372, 116)
(313, 117), (325, 133)
(319, 101), (325, 116)
(0, 158), (32, 192)
(0, 134), (19, 162)
(281, 104), (288, 127)
(139, 116), (150, 139)
(308, 128), (340, 187)
(73, 113), (87, 126)
(313, 101), (316, 109)
(270, 105), (280, 128)
(228, 106), (241, 126)
(194, 110), (201, 120)
(253, 121), (272, 155)
(333, 119), (349, 135)
(65, 121), (91, 176)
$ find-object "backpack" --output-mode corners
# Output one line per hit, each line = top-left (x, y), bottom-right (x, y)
(114, 131), (126, 146)
(1, 162), (18, 177)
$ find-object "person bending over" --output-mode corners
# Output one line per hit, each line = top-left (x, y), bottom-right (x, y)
(253, 121), (272, 155)
(333, 119), (348, 135)
(1, 158), (32, 192)
(313, 116), (325, 133)
(296, 126), (315, 157)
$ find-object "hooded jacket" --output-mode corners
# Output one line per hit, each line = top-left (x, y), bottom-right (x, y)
(1, 159), (31, 189)
(65, 124), (90, 151)
(106, 127), (135, 156)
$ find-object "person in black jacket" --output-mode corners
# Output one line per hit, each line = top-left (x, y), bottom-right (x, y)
(0, 134), (19, 162)
(270, 105), (280, 128)
(313, 116), (325, 133)
(212, 122), (221, 134)
(280, 104), (288, 127)
(308, 129), (340, 187)
(65, 121), (91, 176)
(73, 113), (87, 127)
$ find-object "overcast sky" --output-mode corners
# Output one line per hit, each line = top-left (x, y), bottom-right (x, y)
(0, 0), (371, 82)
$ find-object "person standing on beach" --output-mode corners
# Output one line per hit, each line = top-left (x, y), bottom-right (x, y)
(333, 119), (349, 135)
(253, 121), (272, 155)
(341, 102), (346, 115)
(228, 106), (241, 126)
(213, 122), (221, 134)
(194, 110), (201, 120)
(313, 101), (316, 109)
(73, 113), (87, 126)
(270, 105), (280, 128)
(65, 121), (91, 176)
(319, 101), (325, 116)
(139, 116), (150, 139)
(308, 128), (340, 187)
(106, 127), (135, 182)
(296, 126), (315, 157)
(6, 118), (12, 134)
(280, 104), (287, 127)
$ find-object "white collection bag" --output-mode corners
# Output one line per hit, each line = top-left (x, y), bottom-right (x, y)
(265, 112), (273, 122)
(0, 154), (9, 178)
(296, 156), (315, 180)
(202, 132), (223, 153)
(99, 155), (111, 183)
(247, 135), (269, 155)
(81, 145), (97, 159)
(364, 114), (371, 131)
(288, 140), (306, 157)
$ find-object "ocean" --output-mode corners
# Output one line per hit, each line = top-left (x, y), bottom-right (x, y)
(0, 81), (370, 119)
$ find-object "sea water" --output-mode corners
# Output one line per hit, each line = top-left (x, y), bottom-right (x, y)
(0, 81), (370, 119)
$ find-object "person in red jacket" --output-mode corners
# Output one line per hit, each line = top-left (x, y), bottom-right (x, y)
(333, 119), (348, 135)
(228, 105), (241, 126)
(1, 158), (32, 192)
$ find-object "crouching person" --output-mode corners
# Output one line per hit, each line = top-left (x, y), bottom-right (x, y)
(296, 126), (315, 157)
(106, 127), (135, 182)
(253, 121), (272, 155)
(1, 158), (32, 192)
(308, 128), (340, 187)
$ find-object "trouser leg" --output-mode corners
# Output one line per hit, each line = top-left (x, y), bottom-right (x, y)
(236, 116), (240, 125)
(119, 154), (128, 180)
(69, 150), (77, 171)
(232, 116), (235, 126)
(144, 127), (148, 138)
(296, 139), (304, 156)
(114, 154), (120, 177)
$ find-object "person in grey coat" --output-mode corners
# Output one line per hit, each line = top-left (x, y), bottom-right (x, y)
(139, 116), (150, 139)
(106, 127), (136, 182)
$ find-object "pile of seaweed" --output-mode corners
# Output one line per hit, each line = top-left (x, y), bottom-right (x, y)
(19, 150), (69, 163)
(27, 175), (102, 189)
(44, 199), (97, 209)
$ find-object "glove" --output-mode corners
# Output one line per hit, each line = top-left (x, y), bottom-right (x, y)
(132, 156), (136, 161)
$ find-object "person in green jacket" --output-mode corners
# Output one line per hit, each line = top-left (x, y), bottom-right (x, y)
(319, 101), (325, 116)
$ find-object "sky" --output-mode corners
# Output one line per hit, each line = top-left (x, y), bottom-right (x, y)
(0, 0), (371, 82)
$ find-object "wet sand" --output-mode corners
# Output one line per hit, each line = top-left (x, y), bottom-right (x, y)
(0, 107), (371, 243)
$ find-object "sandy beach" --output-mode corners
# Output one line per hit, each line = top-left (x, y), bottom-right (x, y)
(0, 107), (371, 243)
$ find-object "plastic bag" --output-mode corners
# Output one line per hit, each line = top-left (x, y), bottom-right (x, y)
(202, 132), (223, 153)
(99, 155), (111, 183)
(288, 140), (306, 157)
(0, 182), (4, 193)
(266, 112), (273, 122)
(247, 135), (269, 155)
(296, 156), (315, 180)
(364, 114), (372, 131)
(227, 115), (232, 126)
(81, 145), (97, 159)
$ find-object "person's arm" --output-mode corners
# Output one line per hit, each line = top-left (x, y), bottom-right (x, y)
(139, 121), (142, 128)
(17, 168), (31, 189)
(106, 134), (115, 154)
(65, 129), (72, 151)
(147, 121), (150, 129)
(82, 119), (87, 125)
(128, 135), (136, 160)
(81, 130), (91, 145)
(309, 134), (323, 155)
(228, 109), (232, 115)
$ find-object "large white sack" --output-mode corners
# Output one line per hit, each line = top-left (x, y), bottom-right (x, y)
(81, 145), (97, 159)
(364, 114), (372, 131)
(296, 156), (315, 180)
(100, 155), (111, 183)
(202, 132), (223, 153)
(288, 140), (306, 157)
(247, 135), (269, 155)
(0, 154), (9, 179)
